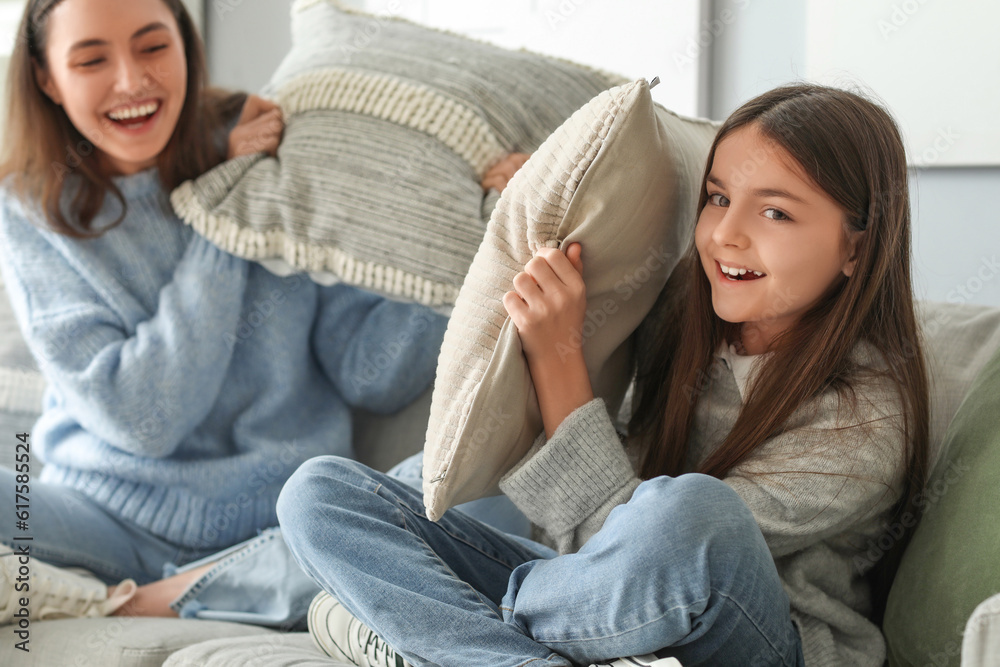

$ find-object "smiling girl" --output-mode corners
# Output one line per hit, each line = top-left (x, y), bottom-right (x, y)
(0, 0), (448, 624)
(277, 83), (929, 667)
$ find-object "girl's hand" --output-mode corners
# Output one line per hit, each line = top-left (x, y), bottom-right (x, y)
(503, 243), (586, 362)
(503, 243), (594, 438)
(228, 95), (284, 160)
(482, 153), (530, 193)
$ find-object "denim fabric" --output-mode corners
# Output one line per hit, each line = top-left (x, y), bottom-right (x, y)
(387, 451), (533, 538)
(159, 451), (533, 628)
(165, 527), (319, 629)
(277, 457), (805, 667)
(0, 467), (215, 585)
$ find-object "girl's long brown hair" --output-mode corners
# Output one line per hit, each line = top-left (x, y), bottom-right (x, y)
(629, 84), (929, 623)
(0, 0), (245, 237)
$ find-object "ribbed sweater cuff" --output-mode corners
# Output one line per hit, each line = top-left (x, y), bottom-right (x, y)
(500, 398), (638, 543)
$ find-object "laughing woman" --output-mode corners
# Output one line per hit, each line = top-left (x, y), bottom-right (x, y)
(0, 0), (449, 624)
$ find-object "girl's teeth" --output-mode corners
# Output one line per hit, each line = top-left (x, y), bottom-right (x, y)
(719, 263), (764, 278)
(720, 264), (742, 276)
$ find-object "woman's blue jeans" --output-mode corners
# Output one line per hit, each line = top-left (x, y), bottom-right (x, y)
(0, 452), (531, 630)
(164, 451), (532, 629)
(277, 456), (805, 667)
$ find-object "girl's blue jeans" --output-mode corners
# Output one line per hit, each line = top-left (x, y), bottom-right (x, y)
(276, 456), (805, 667)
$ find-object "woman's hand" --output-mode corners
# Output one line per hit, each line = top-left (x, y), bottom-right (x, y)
(227, 95), (284, 160)
(503, 243), (594, 437)
(482, 153), (530, 193)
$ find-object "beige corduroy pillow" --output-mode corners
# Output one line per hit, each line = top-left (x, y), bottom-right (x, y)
(422, 79), (720, 520)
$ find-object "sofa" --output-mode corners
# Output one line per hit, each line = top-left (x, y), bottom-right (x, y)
(3, 275), (1000, 666)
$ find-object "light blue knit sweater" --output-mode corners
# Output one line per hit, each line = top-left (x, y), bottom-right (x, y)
(0, 168), (447, 551)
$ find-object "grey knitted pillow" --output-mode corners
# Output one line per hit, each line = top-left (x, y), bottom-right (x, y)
(171, 0), (624, 306)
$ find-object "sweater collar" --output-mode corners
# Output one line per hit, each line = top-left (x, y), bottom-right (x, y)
(110, 167), (163, 198)
(715, 341), (766, 402)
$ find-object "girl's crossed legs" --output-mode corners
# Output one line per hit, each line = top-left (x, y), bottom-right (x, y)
(276, 457), (805, 667)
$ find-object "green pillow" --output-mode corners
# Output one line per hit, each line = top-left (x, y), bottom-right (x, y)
(884, 343), (1000, 666)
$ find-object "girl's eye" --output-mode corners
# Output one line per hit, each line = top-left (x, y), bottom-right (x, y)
(763, 208), (790, 221)
(79, 57), (105, 68)
(708, 193), (729, 207)
(143, 44), (168, 54)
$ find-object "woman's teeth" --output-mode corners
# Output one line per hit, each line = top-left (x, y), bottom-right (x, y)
(720, 262), (764, 280)
(107, 102), (160, 122)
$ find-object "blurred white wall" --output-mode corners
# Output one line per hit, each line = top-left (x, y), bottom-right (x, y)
(707, 0), (1000, 307)
(371, 0), (706, 117)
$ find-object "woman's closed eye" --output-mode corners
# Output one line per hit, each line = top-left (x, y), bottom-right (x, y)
(77, 56), (105, 68)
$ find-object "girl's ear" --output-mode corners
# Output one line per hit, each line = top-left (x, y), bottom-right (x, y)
(33, 60), (62, 105)
(842, 229), (865, 278)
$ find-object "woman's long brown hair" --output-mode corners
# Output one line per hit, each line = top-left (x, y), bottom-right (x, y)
(0, 0), (245, 237)
(629, 84), (929, 623)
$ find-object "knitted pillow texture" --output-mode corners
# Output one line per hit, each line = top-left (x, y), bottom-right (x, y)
(170, 0), (624, 306)
(422, 79), (719, 520)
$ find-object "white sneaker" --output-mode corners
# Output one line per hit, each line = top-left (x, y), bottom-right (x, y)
(589, 655), (682, 667)
(308, 591), (411, 667)
(1, 544), (138, 624)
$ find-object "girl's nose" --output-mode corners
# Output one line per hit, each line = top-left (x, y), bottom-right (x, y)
(712, 209), (750, 249)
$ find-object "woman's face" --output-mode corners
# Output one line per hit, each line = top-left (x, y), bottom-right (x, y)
(35, 0), (187, 176)
(694, 124), (861, 354)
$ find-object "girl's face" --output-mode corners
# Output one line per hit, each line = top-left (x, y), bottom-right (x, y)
(694, 124), (861, 355)
(35, 0), (187, 176)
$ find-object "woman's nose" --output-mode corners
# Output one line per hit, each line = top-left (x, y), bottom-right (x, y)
(113, 56), (150, 96)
